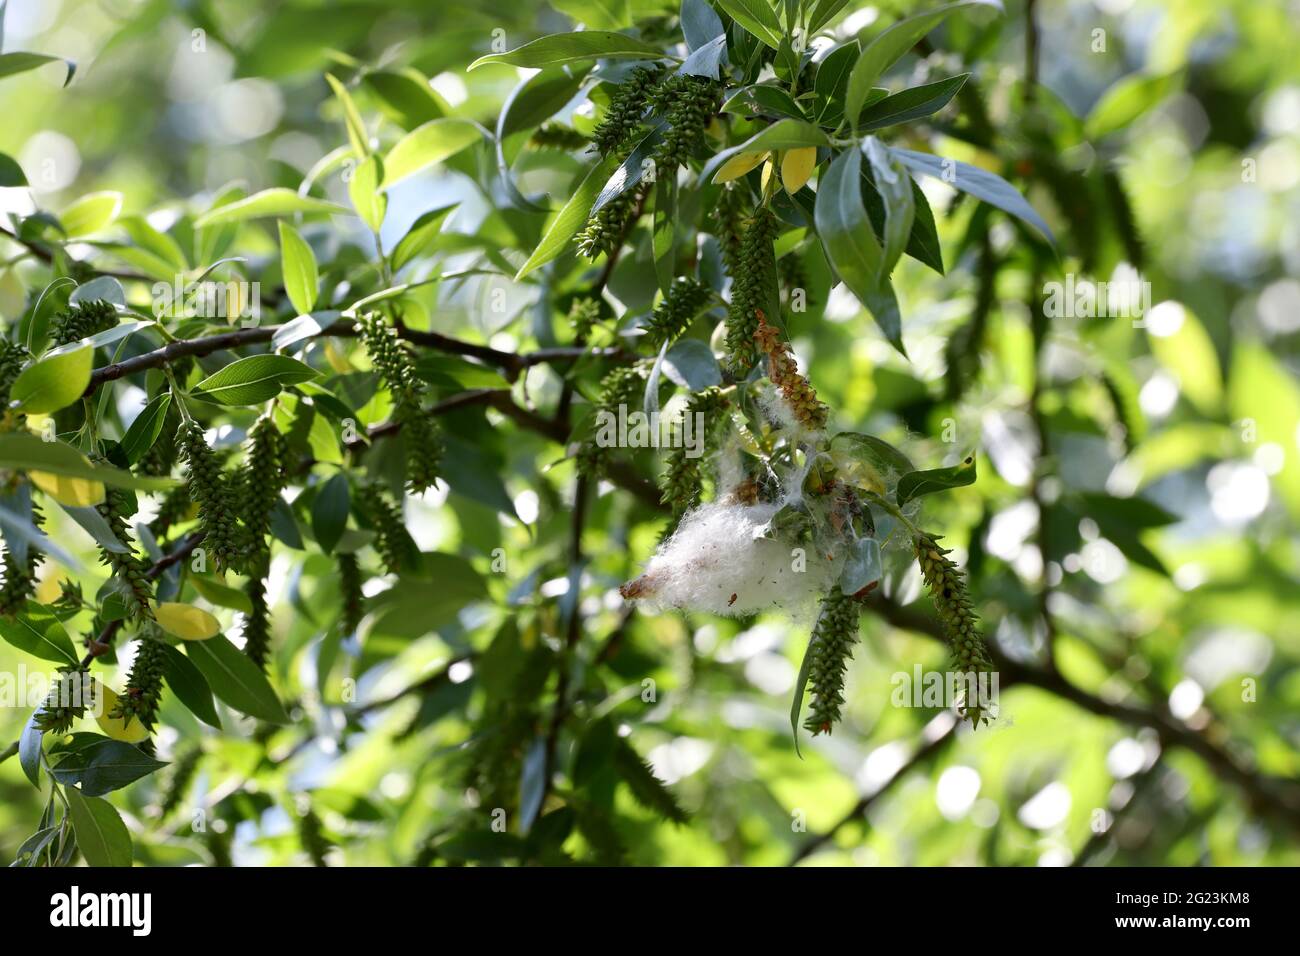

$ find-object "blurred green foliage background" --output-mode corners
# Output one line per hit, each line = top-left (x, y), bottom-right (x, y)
(1, 0), (1298, 866)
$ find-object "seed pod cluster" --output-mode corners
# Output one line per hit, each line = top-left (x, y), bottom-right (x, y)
(590, 66), (662, 157)
(660, 386), (728, 517)
(754, 313), (828, 431)
(149, 481), (194, 543)
(576, 186), (644, 259)
(157, 744), (201, 819)
(357, 483), (408, 574)
(49, 299), (118, 346)
(356, 312), (442, 493)
(338, 552), (363, 635)
(33, 667), (90, 735)
(243, 574), (272, 670)
(578, 363), (647, 478)
(177, 420), (245, 573)
(723, 207), (779, 375)
(648, 74), (719, 170)
(0, 500), (43, 617)
(0, 340), (31, 431)
(240, 416), (288, 542)
(567, 297), (602, 342)
(803, 587), (860, 735)
(642, 277), (711, 352)
(111, 634), (168, 735)
(95, 484), (155, 620)
(913, 530), (995, 724)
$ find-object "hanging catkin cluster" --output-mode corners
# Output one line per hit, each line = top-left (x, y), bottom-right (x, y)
(49, 300), (118, 345)
(577, 188), (644, 259)
(590, 65), (662, 157)
(356, 312), (442, 493)
(177, 420), (245, 573)
(337, 552), (364, 635)
(95, 484), (155, 620)
(33, 667), (90, 735)
(358, 483), (408, 574)
(648, 74), (719, 169)
(659, 386), (727, 517)
(724, 207), (779, 375)
(157, 744), (201, 819)
(0, 340), (30, 431)
(111, 633), (168, 736)
(642, 277), (711, 352)
(239, 416), (288, 669)
(753, 313), (828, 432)
(803, 587), (860, 735)
(0, 499), (42, 616)
(913, 530), (995, 723)
(529, 123), (590, 152)
(567, 297), (602, 341)
(578, 363), (647, 478)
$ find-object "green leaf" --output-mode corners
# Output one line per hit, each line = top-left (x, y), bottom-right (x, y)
(60, 191), (122, 238)
(0, 151), (27, 187)
(311, 472), (350, 554)
(381, 118), (481, 189)
(193, 354), (319, 406)
(189, 574), (254, 614)
(845, 1), (998, 130)
(156, 641), (222, 729)
(808, 0), (856, 33)
(702, 118), (832, 183)
(895, 453), (977, 505)
(715, 0), (785, 49)
(612, 737), (688, 823)
(0, 603), (80, 666)
(790, 632), (816, 757)
(1085, 70), (1181, 141)
(120, 393), (172, 465)
(9, 342), (92, 413)
(0, 433), (176, 491)
(863, 138), (914, 279)
(324, 73), (370, 157)
(551, 0), (631, 30)
(839, 537), (882, 595)
(468, 31), (664, 70)
(515, 157), (616, 280)
(859, 73), (969, 130)
(51, 736), (167, 797)
(349, 156), (387, 233)
(0, 51), (76, 86)
(721, 84), (807, 121)
(185, 635), (290, 724)
(814, 147), (903, 353)
(278, 221), (319, 315)
(362, 68), (448, 130)
(391, 204), (458, 273)
(193, 188), (349, 228)
(19, 710), (43, 787)
(893, 147), (1055, 244)
(64, 787), (132, 867)
(829, 431), (916, 480)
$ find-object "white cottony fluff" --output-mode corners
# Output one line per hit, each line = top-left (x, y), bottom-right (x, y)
(623, 500), (833, 618)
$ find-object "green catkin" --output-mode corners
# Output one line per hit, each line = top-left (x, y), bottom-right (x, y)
(590, 66), (662, 157)
(48, 300), (118, 346)
(95, 484), (156, 620)
(576, 185), (644, 259)
(356, 312), (442, 493)
(724, 207), (779, 376)
(530, 123), (590, 151)
(157, 745), (201, 819)
(647, 74), (719, 170)
(33, 667), (90, 734)
(803, 587), (860, 735)
(243, 573), (272, 670)
(148, 481), (193, 543)
(358, 483), (407, 574)
(642, 277), (711, 352)
(578, 364), (648, 477)
(297, 804), (332, 866)
(567, 297), (602, 341)
(338, 552), (363, 634)
(111, 633), (167, 735)
(240, 416), (287, 541)
(0, 500), (43, 617)
(913, 530), (995, 725)
(177, 420), (245, 573)
(660, 386), (727, 516)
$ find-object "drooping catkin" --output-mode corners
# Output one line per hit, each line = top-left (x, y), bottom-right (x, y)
(33, 667), (90, 734)
(338, 552), (363, 635)
(48, 300), (118, 345)
(530, 123), (590, 152)
(576, 186), (645, 259)
(0, 499), (43, 616)
(724, 207), (779, 376)
(177, 420), (244, 573)
(647, 74), (719, 170)
(590, 66), (662, 157)
(578, 364), (647, 478)
(913, 530), (995, 724)
(356, 312), (442, 493)
(95, 484), (155, 620)
(243, 574), (272, 670)
(241, 416), (287, 543)
(157, 744), (201, 819)
(642, 277), (711, 352)
(357, 483), (408, 574)
(803, 587), (860, 736)
(660, 387), (728, 517)
(753, 313), (828, 432)
(111, 633), (168, 735)
(567, 297), (602, 341)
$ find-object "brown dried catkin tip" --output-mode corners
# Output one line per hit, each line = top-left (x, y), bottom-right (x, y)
(754, 312), (828, 431)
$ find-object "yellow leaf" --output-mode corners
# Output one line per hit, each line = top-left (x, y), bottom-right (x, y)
(713, 150), (769, 184)
(94, 683), (150, 743)
(30, 470), (106, 507)
(34, 572), (62, 605)
(324, 340), (353, 374)
(155, 602), (221, 641)
(781, 147), (817, 193)
(760, 159), (774, 193)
